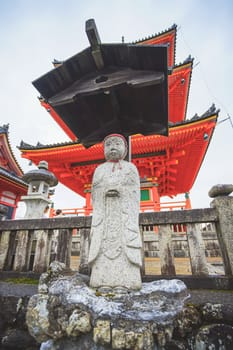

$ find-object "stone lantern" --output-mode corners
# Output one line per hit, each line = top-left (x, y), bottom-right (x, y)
(21, 160), (58, 218)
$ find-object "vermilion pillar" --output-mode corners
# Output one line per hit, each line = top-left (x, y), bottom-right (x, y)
(185, 192), (192, 209)
(151, 184), (160, 211)
(85, 190), (92, 215)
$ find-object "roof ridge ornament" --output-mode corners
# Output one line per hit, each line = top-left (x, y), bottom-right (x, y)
(0, 124), (9, 133)
(85, 18), (104, 70)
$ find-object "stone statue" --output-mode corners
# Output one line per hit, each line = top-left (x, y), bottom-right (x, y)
(88, 134), (142, 292)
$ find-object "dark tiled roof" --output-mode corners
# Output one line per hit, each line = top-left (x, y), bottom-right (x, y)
(173, 56), (194, 121)
(132, 24), (177, 66)
(32, 20), (170, 148)
(132, 24), (177, 45)
(0, 167), (27, 187)
(175, 55), (193, 68)
(0, 124), (9, 134)
(18, 106), (219, 151)
(18, 139), (81, 150)
(0, 124), (24, 174)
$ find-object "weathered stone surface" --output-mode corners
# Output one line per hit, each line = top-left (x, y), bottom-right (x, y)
(40, 336), (112, 350)
(202, 302), (233, 324)
(158, 224), (175, 275)
(23, 261), (233, 349)
(210, 194), (233, 275)
(2, 281), (233, 349)
(79, 228), (90, 275)
(173, 304), (202, 338)
(88, 134), (142, 290)
(165, 339), (188, 349)
(21, 196), (51, 219)
(25, 262), (189, 349)
(202, 303), (223, 321)
(14, 230), (29, 271)
(112, 328), (126, 349)
(208, 184), (233, 198)
(1, 329), (38, 349)
(26, 294), (50, 343)
(139, 330), (154, 350)
(0, 295), (39, 350)
(157, 326), (173, 347)
(66, 309), (91, 336)
(0, 231), (11, 270)
(125, 331), (137, 349)
(93, 320), (111, 345)
(186, 223), (208, 275)
(134, 333), (144, 350)
(33, 230), (50, 273)
(22, 160), (58, 219)
(195, 324), (233, 349)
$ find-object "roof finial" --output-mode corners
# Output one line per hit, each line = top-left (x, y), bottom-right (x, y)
(85, 18), (104, 70)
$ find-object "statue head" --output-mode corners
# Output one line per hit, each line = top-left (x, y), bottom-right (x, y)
(104, 134), (128, 161)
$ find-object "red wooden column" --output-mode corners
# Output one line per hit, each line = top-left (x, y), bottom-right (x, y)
(85, 189), (92, 215)
(151, 183), (160, 211)
(185, 192), (192, 209)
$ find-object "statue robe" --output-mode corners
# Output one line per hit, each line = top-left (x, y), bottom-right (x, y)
(88, 159), (142, 290)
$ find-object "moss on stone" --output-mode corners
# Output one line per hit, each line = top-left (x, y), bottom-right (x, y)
(5, 277), (39, 285)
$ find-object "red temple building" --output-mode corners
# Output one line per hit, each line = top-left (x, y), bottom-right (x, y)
(0, 125), (27, 219)
(19, 25), (219, 214)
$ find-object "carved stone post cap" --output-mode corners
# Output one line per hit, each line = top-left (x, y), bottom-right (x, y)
(208, 184), (233, 198)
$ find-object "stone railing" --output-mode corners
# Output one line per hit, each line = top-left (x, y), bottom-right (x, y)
(0, 192), (233, 279)
(0, 216), (90, 274)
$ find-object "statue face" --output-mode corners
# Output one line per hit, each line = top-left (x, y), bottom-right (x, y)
(104, 136), (126, 161)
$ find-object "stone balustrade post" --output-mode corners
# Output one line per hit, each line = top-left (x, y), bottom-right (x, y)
(33, 230), (50, 273)
(79, 228), (90, 275)
(13, 230), (29, 271)
(0, 231), (11, 270)
(158, 224), (176, 275)
(209, 184), (233, 276)
(140, 225), (145, 276)
(186, 223), (208, 275)
(56, 228), (72, 267)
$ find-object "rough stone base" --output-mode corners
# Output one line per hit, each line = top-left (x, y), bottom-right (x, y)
(2, 263), (233, 349)
(0, 295), (39, 350)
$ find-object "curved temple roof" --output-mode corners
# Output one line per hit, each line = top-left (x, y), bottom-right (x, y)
(0, 125), (27, 194)
(19, 110), (218, 198)
(37, 25), (191, 142)
(23, 23), (218, 201)
(32, 22), (170, 148)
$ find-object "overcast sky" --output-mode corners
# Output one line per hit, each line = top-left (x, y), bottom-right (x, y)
(1, 0), (233, 216)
